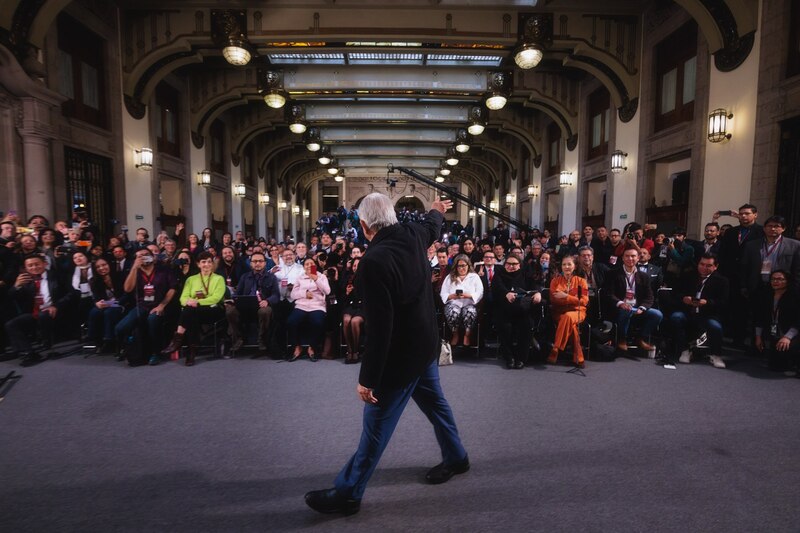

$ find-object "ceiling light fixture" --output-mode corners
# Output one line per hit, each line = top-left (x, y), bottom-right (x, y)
(287, 104), (307, 134)
(327, 159), (339, 175)
(485, 71), (512, 110)
(445, 146), (460, 166)
(304, 127), (321, 152)
(259, 70), (287, 109)
(455, 128), (472, 153)
(212, 10), (253, 66)
(438, 163), (451, 176)
(514, 13), (552, 69)
(435, 175), (445, 183)
(317, 146), (332, 165)
(467, 105), (487, 136)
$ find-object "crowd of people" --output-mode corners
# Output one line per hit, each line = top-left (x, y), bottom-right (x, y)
(1, 203), (799, 375)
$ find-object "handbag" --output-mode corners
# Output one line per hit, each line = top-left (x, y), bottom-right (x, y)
(438, 339), (453, 366)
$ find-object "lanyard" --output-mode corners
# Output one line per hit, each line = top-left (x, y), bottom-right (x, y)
(624, 270), (636, 292)
(200, 274), (212, 295)
(140, 269), (155, 286)
(762, 236), (782, 260)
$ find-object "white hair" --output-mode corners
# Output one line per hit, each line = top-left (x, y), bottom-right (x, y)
(358, 192), (398, 232)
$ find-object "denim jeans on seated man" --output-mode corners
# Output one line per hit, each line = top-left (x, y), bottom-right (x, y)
(115, 307), (165, 354)
(616, 307), (663, 343)
(669, 311), (723, 356)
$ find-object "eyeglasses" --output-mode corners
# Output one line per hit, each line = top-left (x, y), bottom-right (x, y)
(771, 277), (787, 282)
(456, 264), (468, 268)
(250, 259), (265, 263)
(505, 262), (520, 267)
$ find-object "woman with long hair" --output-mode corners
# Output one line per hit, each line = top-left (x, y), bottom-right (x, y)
(440, 254), (483, 347)
(754, 269), (800, 374)
(287, 257), (331, 361)
(87, 257), (127, 353)
(340, 258), (364, 364)
(200, 227), (217, 253)
(187, 233), (201, 256)
(547, 255), (589, 367)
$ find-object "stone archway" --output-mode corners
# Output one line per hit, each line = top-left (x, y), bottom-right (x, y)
(395, 195), (424, 212)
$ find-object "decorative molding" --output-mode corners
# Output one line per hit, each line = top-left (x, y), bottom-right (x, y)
(124, 94), (146, 120)
(714, 31), (754, 72)
(618, 96), (639, 123)
(191, 131), (205, 149)
(566, 134), (578, 152)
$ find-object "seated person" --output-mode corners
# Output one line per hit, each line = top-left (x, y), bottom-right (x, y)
(440, 254), (484, 347)
(162, 251), (226, 366)
(636, 248), (664, 302)
(753, 270), (799, 373)
(3, 254), (71, 366)
(225, 251), (280, 355)
(547, 255), (589, 367)
(70, 251), (95, 332)
(605, 248), (663, 352)
(287, 257), (331, 361)
(492, 255), (541, 369)
(216, 245), (248, 294)
(340, 257), (364, 364)
(87, 257), (127, 354)
(116, 248), (176, 365)
(669, 253), (729, 368)
(576, 245), (609, 323)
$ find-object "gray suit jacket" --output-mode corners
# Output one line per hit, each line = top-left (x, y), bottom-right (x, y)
(740, 237), (800, 295)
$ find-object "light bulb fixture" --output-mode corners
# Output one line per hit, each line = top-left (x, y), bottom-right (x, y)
(304, 127), (321, 152)
(708, 108), (733, 143)
(287, 104), (307, 134)
(334, 174), (344, 182)
(278, 201), (288, 210)
(505, 193), (516, 205)
(317, 146), (332, 165)
(292, 205), (300, 216)
(611, 150), (628, 173)
(467, 105), (487, 136)
(234, 183), (246, 197)
(489, 200), (499, 211)
(303, 209), (310, 218)
(485, 71), (512, 110)
(527, 184), (539, 197)
(135, 147), (153, 171)
(435, 175), (445, 183)
(455, 128), (472, 153)
(212, 11), (253, 66)
(259, 70), (286, 109)
(259, 193), (270, 205)
(445, 146), (460, 166)
(468, 209), (476, 218)
(514, 13), (552, 69)
(559, 171), (574, 188)
(438, 162), (451, 176)
(197, 170), (212, 187)
(327, 159), (339, 175)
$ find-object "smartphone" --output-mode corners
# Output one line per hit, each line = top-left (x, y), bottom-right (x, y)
(718, 210), (732, 216)
(456, 289), (463, 295)
(310, 264), (317, 275)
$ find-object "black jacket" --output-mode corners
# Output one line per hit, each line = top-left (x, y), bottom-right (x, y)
(8, 272), (72, 316)
(672, 271), (729, 320)
(491, 268), (537, 319)
(753, 287), (800, 339)
(605, 268), (655, 311)
(718, 223), (764, 280)
(358, 210), (443, 390)
(235, 270), (280, 307)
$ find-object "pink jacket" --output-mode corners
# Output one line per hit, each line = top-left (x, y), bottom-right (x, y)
(289, 273), (331, 313)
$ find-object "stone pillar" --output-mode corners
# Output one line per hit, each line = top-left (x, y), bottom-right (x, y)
(560, 140), (580, 235)
(531, 160), (542, 229)
(290, 190), (298, 243)
(18, 97), (56, 220)
(275, 184), (284, 240)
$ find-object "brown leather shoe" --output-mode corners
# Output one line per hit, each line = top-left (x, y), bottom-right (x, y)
(616, 341), (628, 352)
(185, 345), (196, 366)
(637, 339), (655, 351)
(161, 332), (184, 355)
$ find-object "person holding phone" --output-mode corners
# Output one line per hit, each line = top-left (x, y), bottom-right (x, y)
(287, 257), (331, 361)
(440, 254), (483, 347)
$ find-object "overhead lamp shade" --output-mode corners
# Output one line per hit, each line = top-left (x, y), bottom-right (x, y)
(611, 150), (628, 173)
(234, 183), (246, 197)
(514, 43), (543, 69)
(317, 146), (332, 165)
(489, 200), (499, 211)
(485, 71), (512, 110)
(467, 105), (487, 136)
(445, 146), (460, 166)
(304, 127), (321, 152)
(287, 104), (307, 134)
(197, 170), (212, 187)
(467, 122), (485, 136)
(327, 159), (339, 175)
(455, 128), (472, 153)
(438, 165), (451, 176)
(135, 147), (153, 171)
(485, 93), (508, 110)
(223, 37), (251, 66)
(708, 108), (733, 143)
(559, 171), (574, 188)
(435, 175), (445, 183)
(527, 184), (539, 197)
(259, 193), (270, 205)
(263, 91), (286, 109)
(334, 174), (344, 182)
(289, 121), (307, 134)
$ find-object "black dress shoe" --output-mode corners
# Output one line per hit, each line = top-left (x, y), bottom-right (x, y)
(20, 352), (43, 367)
(425, 456), (470, 485)
(514, 360), (525, 369)
(304, 488), (361, 515)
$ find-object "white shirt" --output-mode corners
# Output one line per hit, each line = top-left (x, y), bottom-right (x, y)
(38, 271), (53, 310)
(274, 262), (303, 299)
(440, 272), (484, 307)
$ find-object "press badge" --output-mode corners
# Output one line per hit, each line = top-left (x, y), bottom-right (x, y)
(195, 290), (206, 299)
(770, 323), (778, 336)
(143, 283), (155, 302)
(760, 260), (772, 276)
(624, 291), (636, 306)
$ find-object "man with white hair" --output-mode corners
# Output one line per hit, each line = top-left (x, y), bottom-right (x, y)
(305, 193), (469, 515)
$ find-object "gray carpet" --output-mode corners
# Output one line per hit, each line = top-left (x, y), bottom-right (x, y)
(0, 347), (798, 532)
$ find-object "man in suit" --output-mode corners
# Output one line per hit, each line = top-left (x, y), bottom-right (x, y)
(690, 222), (722, 261)
(669, 253), (729, 368)
(605, 248), (663, 352)
(576, 245), (609, 324)
(3, 254), (72, 366)
(740, 215), (800, 299)
(637, 248), (664, 295)
(305, 193), (468, 516)
(225, 251), (280, 354)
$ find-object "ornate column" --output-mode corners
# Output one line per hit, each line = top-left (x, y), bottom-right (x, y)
(17, 97), (58, 220)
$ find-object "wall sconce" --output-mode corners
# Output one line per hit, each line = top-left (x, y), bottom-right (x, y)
(304, 127), (321, 152)
(505, 193), (516, 205)
(259, 193), (270, 205)
(468, 209), (476, 218)
(234, 183), (246, 197)
(514, 13), (552, 69)
(708, 108), (733, 143)
(559, 170), (574, 188)
(135, 147), (153, 171)
(478, 208), (486, 215)
(287, 104), (307, 134)
(527, 184), (539, 197)
(303, 209), (310, 218)
(317, 146), (332, 165)
(485, 71), (512, 110)
(611, 150), (628, 173)
(445, 146), (460, 166)
(212, 10), (252, 66)
(278, 201), (288, 210)
(259, 69), (287, 109)
(489, 200), (500, 211)
(455, 128), (472, 153)
(197, 170), (212, 187)
(292, 205), (300, 216)
(467, 105), (487, 136)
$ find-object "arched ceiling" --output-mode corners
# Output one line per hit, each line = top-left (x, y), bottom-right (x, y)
(1, 0), (758, 192)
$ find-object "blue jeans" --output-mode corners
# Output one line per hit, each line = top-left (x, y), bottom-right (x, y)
(334, 360), (467, 500)
(616, 307), (663, 339)
(87, 305), (124, 342)
(669, 311), (723, 356)
(115, 307), (165, 354)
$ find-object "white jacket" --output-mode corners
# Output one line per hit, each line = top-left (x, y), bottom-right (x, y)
(440, 272), (483, 307)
